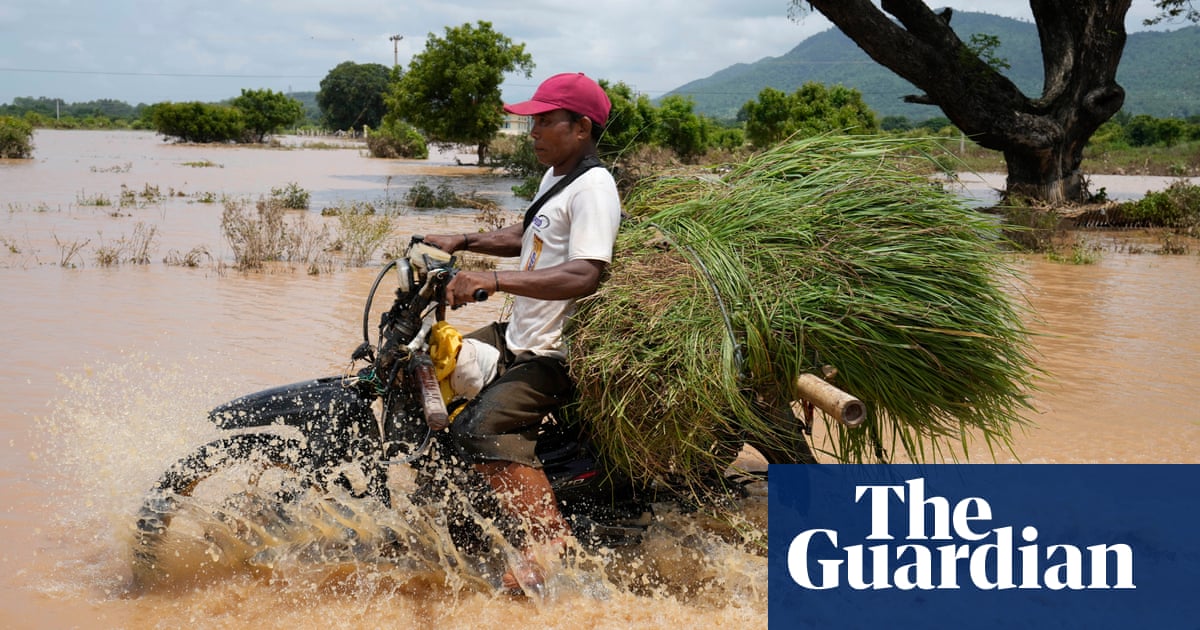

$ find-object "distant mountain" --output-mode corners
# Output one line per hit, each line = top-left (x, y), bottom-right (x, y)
(287, 91), (322, 125)
(667, 12), (1200, 121)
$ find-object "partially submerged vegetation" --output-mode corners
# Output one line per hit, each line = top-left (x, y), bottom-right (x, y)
(0, 115), (34, 158)
(218, 208), (385, 273)
(568, 136), (1038, 496)
(403, 179), (502, 212)
(999, 179), (1200, 261)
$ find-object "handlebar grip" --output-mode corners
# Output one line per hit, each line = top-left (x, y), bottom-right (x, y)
(473, 288), (489, 302)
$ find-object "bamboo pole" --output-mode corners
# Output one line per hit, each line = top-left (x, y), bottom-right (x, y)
(795, 373), (866, 428)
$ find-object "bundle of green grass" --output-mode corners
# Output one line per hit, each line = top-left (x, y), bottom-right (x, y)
(566, 135), (1036, 490)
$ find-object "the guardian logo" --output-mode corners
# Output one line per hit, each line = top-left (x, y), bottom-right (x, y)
(787, 477), (1135, 591)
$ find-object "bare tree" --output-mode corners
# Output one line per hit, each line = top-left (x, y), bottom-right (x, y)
(795, 0), (1132, 204)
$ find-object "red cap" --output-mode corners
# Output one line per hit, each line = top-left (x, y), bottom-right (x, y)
(504, 72), (611, 127)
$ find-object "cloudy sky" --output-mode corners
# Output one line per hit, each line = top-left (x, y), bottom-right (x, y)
(0, 1), (1176, 106)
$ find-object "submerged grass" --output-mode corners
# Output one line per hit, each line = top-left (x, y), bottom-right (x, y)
(568, 135), (1038, 492)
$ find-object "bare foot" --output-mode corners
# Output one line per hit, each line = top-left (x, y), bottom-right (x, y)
(500, 537), (572, 597)
(501, 552), (546, 597)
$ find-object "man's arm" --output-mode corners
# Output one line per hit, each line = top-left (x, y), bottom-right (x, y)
(424, 223), (523, 258)
(446, 259), (606, 307)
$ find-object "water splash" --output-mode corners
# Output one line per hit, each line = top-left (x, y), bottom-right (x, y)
(30, 354), (769, 627)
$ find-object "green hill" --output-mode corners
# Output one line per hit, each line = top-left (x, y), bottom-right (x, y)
(667, 12), (1200, 121)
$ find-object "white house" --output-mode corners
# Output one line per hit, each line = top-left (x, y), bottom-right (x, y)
(499, 112), (531, 136)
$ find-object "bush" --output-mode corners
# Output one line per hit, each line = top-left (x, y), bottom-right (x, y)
(366, 118), (428, 159)
(335, 209), (393, 266)
(270, 182), (310, 210)
(404, 179), (459, 208)
(0, 115), (34, 158)
(221, 199), (288, 269)
(1119, 181), (1200, 227)
(152, 102), (245, 143)
(487, 134), (542, 199)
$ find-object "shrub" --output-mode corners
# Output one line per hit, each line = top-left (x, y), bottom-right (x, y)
(152, 102), (245, 143)
(1119, 181), (1200, 227)
(404, 179), (459, 208)
(220, 199), (289, 269)
(487, 134), (542, 199)
(270, 182), (310, 210)
(0, 115), (34, 158)
(366, 118), (428, 159)
(335, 209), (393, 266)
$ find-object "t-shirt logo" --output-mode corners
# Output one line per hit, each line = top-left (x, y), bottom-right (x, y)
(525, 235), (544, 270)
(531, 215), (550, 230)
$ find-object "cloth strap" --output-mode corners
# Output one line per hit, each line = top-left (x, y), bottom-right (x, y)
(522, 154), (605, 232)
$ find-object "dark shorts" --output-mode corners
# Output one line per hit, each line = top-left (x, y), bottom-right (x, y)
(447, 322), (573, 468)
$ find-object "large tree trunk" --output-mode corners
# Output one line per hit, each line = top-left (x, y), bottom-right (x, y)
(803, 0), (1131, 204)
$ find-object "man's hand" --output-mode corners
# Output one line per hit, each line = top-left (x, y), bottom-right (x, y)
(424, 233), (467, 253)
(445, 270), (493, 307)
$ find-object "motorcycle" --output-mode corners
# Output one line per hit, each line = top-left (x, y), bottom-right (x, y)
(131, 236), (859, 592)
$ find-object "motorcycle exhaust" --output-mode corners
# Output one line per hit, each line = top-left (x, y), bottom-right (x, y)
(411, 352), (450, 430)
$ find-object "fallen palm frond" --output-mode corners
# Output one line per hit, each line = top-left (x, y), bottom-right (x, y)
(567, 134), (1038, 492)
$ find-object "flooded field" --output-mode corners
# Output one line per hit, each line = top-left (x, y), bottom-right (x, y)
(1, 130), (1197, 629)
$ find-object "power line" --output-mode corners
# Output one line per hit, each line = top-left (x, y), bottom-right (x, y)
(0, 66), (321, 79)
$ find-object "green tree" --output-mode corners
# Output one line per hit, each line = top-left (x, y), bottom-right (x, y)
(655, 95), (710, 160)
(742, 87), (797, 147)
(367, 114), (429, 159)
(598, 81), (659, 159)
(151, 102), (245, 143)
(231, 88), (304, 143)
(707, 124), (746, 152)
(317, 61), (391, 133)
(741, 83), (878, 148)
(0, 115), (35, 158)
(795, 83), (878, 133)
(388, 21), (534, 163)
(881, 115), (913, 131)
(1125, 114), (1189, 147)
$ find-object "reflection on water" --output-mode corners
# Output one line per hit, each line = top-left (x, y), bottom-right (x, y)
(1, 131), (1198, 629)
(1007, 252), (1200, 463)
(2, 129), (524, 213)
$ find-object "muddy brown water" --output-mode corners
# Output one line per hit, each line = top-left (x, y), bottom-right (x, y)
(1, 130), (1197, 629)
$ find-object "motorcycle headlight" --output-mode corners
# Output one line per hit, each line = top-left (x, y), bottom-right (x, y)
(394, 258), (413, 297)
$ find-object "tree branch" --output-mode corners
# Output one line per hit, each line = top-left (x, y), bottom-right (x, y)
(805, 0), (1029, 147)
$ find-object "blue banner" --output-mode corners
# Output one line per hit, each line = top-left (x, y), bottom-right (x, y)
(768, 465), (1200, 629)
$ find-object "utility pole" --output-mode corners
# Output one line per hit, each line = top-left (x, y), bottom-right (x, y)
(389, 34), (403, 68)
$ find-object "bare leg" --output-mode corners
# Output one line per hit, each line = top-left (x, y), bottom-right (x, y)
(477, 460), (570, 541)
(476, 460), (571, 594)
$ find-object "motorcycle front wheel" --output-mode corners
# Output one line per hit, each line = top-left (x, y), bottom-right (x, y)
(130, 433), (310, 586)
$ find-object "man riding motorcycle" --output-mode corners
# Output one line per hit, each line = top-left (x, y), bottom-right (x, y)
(422, 72), (620, 595)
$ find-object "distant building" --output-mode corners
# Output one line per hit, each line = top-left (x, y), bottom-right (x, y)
(499, 112), (530, 136)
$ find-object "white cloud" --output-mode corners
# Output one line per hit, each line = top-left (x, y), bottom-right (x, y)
(0, 1), (1175, 105)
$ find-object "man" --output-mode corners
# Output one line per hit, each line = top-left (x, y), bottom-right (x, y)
(422, 72), (621, 595)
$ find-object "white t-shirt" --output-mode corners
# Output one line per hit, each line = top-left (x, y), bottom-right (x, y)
(505, 165), (622, 359)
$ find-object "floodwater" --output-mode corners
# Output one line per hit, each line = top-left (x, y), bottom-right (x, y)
(1, 130), (1197, 628)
